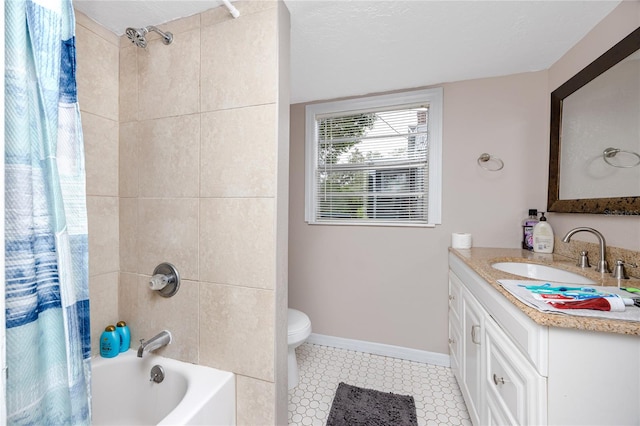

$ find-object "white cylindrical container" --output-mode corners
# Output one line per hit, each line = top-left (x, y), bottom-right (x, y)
(452, 233), (472, 249)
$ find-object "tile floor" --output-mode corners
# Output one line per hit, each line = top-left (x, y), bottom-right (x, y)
(287, 343), (472, 426)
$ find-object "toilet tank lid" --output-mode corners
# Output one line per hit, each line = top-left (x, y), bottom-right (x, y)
(288, 309), (311, 335)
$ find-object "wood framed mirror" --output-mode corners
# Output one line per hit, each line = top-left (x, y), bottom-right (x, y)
(548, 27), (640, 214)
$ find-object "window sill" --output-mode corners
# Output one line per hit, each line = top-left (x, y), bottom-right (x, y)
(305, 220), (437, 228)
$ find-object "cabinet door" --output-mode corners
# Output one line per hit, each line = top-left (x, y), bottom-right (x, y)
(486, 392), (515, 426)
(461, 287), (484, 426)
(449, 271), (463, 324)
(484, 318), (547, 425)
(448, 311), (462, 380)
(448, 272), (463, 382)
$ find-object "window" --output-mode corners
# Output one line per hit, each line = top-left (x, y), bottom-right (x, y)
(305, 88), (443, 226)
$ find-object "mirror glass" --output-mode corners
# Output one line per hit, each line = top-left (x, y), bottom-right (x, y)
(548, 27), (640, 214)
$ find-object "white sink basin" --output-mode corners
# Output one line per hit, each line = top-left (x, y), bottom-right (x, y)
(491, 262), (596, 284)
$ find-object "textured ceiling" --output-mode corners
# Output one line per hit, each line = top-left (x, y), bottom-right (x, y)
(73, 0), (621, 104)
(73, 1), (228, 36)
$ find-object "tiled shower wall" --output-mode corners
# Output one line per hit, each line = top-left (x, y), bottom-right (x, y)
(75, 11), (121, 357)
(76, 2), (289, 424)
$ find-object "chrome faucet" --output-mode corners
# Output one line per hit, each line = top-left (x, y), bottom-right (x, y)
(562, 227), (609, 273)
(137, 330), (172, 357)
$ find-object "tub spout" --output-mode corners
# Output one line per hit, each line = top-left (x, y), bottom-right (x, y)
(137, 330), (172, 358)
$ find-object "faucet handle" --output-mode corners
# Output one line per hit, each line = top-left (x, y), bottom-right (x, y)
(578, 251), (591, 268)
(612, 260), (629, 280)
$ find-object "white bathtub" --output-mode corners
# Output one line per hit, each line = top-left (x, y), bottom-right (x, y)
(91, 350), (235, 425)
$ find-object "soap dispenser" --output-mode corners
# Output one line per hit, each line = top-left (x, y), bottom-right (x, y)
(533, 212), (554, 253)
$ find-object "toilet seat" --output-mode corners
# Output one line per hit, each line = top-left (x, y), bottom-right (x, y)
(288, 309), (311, 342)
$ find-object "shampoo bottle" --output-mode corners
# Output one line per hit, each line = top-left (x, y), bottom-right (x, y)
(100, 325), (119, 358)
(522, 209), (538, 250)
(533, 212), (554, 253)
(116, 321), (131, 353)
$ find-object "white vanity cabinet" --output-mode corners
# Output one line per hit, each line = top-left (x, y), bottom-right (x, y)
(448, 272), (462, 377)
(448, 252), (640, 426)
(450, 271), (484, 425)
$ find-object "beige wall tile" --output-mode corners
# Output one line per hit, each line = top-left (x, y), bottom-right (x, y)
(201, 9), (277, 112)
(122, 15), (200, 49)
(201, 0), (277, 28)
(139, 115), (200, 198)
(119, 46), (138, 123)
(118, 272), (139, 335)
(275, 5), (292, 421)
(151, 14), (200, 38)
(120, 35), (132, 49)
(200, 198), (275, 289)
(119, 197), (138, 273)
(274, 269), (289, 424)
(199, 283), (274, 381)
(83, 112), (118, 197)
(236, 376), (275, 426)
(119, 122), (139, 197)
(75, 10), (119, 46)
(76, 25), (118, 120)
(137, 198), (199, 280)
(201, 105), (276, 197)
(89, 272), (119, 355)
(138, 29), (200, 120)
(200, 4), (238, 28)
(87, 196), (119, 276)
(128, 276), (199, 363)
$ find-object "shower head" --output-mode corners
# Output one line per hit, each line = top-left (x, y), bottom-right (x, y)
(125, 26), (173, 48)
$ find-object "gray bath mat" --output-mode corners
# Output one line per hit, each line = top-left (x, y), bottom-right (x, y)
(326, 382), (418, 426)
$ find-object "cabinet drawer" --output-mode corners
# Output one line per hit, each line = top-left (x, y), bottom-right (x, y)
(484, 318), (546, 425)
(448, 271), (463, 323)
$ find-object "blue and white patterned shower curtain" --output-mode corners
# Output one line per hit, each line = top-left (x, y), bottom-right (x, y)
(5, 0), (91, 424)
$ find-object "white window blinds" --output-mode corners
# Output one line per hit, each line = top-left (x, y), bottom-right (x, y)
(305, 88), (443, 227)
(315, 108), (429, 223)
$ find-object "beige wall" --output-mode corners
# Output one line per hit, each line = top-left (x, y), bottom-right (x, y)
(289, 1), (640, 357)
(547, 0), (640, 251)
(77, 1), (289, 423)
(289, 71), (549, 354)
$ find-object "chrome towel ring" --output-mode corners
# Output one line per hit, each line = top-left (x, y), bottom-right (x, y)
(603, 147), (640, 168)
(477, 153), (504, 171)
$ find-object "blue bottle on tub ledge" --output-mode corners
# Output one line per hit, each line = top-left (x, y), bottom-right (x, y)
(100, 325), (119, 358)
(116, 321), (131, 353)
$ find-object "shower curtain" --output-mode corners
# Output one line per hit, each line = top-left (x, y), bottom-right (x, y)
(5, 0), (91, 424)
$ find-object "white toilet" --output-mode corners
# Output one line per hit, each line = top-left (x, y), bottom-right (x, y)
(287, 308), (312, 390)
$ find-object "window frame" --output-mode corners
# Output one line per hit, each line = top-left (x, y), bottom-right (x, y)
(305, 88), (443, 227)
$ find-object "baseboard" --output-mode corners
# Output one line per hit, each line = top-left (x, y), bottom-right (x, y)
(306, 333), (450, 367)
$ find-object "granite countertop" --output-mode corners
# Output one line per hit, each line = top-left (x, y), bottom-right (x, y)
(449, 247), (640, 336)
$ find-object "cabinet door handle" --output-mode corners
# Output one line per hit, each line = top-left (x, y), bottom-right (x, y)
(471, 325), (481, 344)
(493, 374), (505, 386)
(449, 295), (455, 301)
(448, 338), (456, 344)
